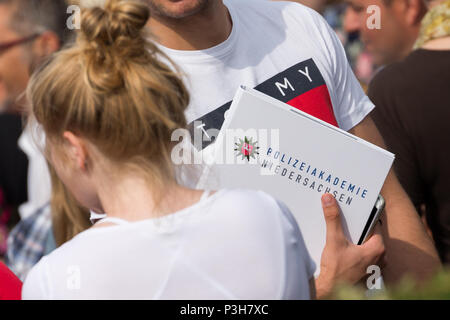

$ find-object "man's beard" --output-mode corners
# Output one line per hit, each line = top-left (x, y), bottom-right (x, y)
(147, 0), (212, 19)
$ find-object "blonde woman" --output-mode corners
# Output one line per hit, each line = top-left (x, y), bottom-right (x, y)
(20, 0), (317, 299)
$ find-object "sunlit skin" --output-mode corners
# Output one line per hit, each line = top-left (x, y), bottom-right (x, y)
(344, 0), (425, 66)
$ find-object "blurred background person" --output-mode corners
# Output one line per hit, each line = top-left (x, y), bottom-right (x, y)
(0, 113), (26, 259)
(344, 0), (427, 67)
(0, 0), (71, 278)
(340, 0), (374, 88)
(368, 0), (450, 264)
(273, 0), (377, 89)
(0, 0), (45, 260)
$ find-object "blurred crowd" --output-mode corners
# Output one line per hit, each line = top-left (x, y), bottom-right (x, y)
(0, 0), (449, 299)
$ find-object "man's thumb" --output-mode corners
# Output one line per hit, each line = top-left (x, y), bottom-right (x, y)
(321, 193), (346, 243)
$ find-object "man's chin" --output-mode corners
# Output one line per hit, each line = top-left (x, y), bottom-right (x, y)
(362, 44), (383, 67)
(147, 0), (211, 19)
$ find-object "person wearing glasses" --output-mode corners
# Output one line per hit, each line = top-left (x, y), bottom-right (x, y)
(0, 0), (70, 280)
(0, 30), (43, 260)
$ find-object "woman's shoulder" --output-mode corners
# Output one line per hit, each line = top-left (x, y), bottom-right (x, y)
(205, 189), (313, 298)
(217, 188), (294, 213)
(21, 228), (107, 299)
(213, 188), (283, 215)
(208, 188), (297, 234)
(211, 189), (306, 255)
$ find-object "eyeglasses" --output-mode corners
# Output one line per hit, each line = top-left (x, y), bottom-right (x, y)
(0, 33), (41, 55)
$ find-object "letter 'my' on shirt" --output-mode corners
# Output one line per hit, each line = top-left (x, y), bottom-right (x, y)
(188, 58), (338, 150)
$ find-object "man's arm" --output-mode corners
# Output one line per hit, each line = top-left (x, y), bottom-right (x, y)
(349, 114), (441, 283)
(309, 278), (316, 299)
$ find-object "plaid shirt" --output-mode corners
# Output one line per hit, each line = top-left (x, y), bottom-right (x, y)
(5, 204), (52, 281)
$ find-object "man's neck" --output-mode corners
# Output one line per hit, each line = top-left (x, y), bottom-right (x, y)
(146, 1), (232, 51)
(396, 27), (421, 62)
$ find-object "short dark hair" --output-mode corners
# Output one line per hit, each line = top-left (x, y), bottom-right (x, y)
(0, 0), (71, 44)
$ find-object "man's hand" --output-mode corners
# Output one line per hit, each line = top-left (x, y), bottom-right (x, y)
(315, 193), (385, 299)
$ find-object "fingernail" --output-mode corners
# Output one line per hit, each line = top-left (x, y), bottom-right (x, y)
(322, 194), (334, 207)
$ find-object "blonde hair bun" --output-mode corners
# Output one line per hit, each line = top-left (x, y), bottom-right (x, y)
(79, 0), (150, 93)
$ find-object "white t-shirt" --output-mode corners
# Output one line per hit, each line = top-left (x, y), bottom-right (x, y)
(158, 0), (374, 152)
(17, 124), (51, 220)
(22, 189), (315, 300)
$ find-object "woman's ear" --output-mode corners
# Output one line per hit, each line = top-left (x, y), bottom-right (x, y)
(62, 131), (88, 172)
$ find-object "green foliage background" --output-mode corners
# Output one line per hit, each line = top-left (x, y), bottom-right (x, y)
(331, 268), (450, 300)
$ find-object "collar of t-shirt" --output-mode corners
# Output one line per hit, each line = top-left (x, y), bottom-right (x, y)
(154, 0), (240, 63)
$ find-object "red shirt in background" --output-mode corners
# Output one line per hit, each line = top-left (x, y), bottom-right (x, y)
(0, 261), (22, 300)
